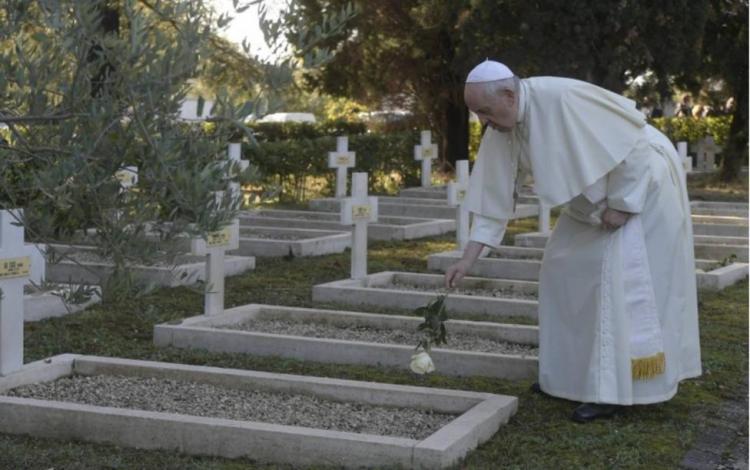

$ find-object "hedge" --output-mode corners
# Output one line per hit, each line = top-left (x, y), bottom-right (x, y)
(244, 131), (422, 201)
(648, 116), (732, 146)
(244, 115), (734, 202)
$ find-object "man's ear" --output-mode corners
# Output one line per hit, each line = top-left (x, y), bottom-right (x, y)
(501, 88), (516, 105)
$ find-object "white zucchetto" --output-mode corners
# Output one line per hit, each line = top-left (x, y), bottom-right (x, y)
(466, 60), (514, 83)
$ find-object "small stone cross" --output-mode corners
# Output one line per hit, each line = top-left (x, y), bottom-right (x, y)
(190, 191), (238, 316)
(694, 137), (721, 172)
(328, 136), (356, 198)
(0, 209), (42, 375)
(414, 130), (438, 188)
(340, 172), (378, 280)
(447, 160), (470, 250)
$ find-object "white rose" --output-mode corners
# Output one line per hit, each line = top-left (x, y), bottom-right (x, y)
(410, 351), (435, 375)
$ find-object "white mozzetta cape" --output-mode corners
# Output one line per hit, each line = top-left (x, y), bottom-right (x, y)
(465, 77), (647, 218)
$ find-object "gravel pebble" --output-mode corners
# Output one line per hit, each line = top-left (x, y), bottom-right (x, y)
(5, 375), (454, 440)
(223, 318), (538, 356)
(385, 282), (538, 300)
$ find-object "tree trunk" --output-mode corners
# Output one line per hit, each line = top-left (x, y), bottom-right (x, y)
(88, 2), (120, 98)
(720, 80), (748, 182)
(442, 97), (469, 169)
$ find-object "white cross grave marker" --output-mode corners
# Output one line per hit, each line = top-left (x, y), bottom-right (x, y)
(328, 136), (356, 198)
(190, 143), (247, 316)
(694, 137), (721, 172)
(340, 172), (378, 280)
(227, 143), (250, 248)
(676, 141), (692, 174)
(447, 160), (470, 250)
(191, 191), (238, 316)
(0, 210), (42, 375)
(414, 130), (438, 188)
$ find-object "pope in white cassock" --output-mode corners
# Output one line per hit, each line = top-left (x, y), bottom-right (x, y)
(445, 60), (702, 423)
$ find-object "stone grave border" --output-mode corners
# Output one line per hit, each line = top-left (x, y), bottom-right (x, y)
(514, 232), (748, 262)
(154, 304), (538, 380)
(0, 354), (517, 469)
(240, 210), (455, 241)
(310, 197), (540, 220)
(45, 244), (254, 287)
(234, 226), (351, 257)
(312, 271), (538, 320)
(24, 284), (101, 322)
(428, 248), (748, 291)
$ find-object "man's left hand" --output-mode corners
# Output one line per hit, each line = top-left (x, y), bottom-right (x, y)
(601, 208), (632, 230)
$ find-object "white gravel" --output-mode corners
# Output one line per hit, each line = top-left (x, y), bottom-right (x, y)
(223, 318), (538, 356)
(241, 231), (306, 240)
(385, 282), (538, 300)
(5, 375), (455, 440)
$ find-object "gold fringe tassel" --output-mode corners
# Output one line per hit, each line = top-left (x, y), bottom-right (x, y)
(631, 352), (666, 380)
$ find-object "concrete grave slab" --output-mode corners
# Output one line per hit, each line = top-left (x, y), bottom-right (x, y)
(693, 235), (748, 246)
(231, 226), (350, 257)
(0, 354), (517, 469)
(515, 232), (748, 261)
(691, 214), (748, 226)
(45, 244), (254, 287)
(429, 248), (543, 282)
(690, 201), (748, 217)
(693, 223), (747, 237)
(399, 186), (447, 200)
(399, 187), (540, 205)
(429, 249), (747, 290)
(313, 271), (538, 320)
(696, 263), (749, 290)
(310, 197), (540, 220)
(240, 209), (455, 241)
(694, 243), (748, 263)
(154, 304), (538, 380)
(24, 284), (101, 322)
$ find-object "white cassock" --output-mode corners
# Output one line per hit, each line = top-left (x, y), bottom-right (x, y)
(465, 77), (702, 405)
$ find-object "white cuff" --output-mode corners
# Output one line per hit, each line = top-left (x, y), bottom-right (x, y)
(469, 214), (508, 248)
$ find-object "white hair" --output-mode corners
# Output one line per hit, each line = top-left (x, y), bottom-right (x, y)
(481, 76), (520, 97)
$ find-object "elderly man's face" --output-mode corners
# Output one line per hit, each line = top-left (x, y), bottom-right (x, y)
(464, 83), (517, 133)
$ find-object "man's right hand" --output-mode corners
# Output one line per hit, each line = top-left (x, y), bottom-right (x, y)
(445, 259), (472, 288)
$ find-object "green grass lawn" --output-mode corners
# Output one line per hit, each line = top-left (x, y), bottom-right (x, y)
(1, 223), (746, 469)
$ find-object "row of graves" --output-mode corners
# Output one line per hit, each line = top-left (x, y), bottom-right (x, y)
(0, 134), (746, 468)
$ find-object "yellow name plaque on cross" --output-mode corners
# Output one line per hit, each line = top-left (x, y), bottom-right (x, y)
(335, 155), (352, 166)
(0, 256), (31, 280)
(457, 189), (466, 202)
(115, 171), (135, 186)
(352, 205), (372, 220)
(206, 227), (231, 248)
(421, 147), (434, 159)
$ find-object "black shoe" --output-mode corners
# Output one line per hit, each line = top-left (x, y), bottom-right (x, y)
(571, 403), (623, 423)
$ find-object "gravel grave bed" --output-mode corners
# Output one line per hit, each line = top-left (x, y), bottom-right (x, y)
(222, 318), (538, 355)
(60, 250), (180, 267)
(383, 282), (538, 300)
(5, 375), (454, 440)
(241, 231), (309, 240)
